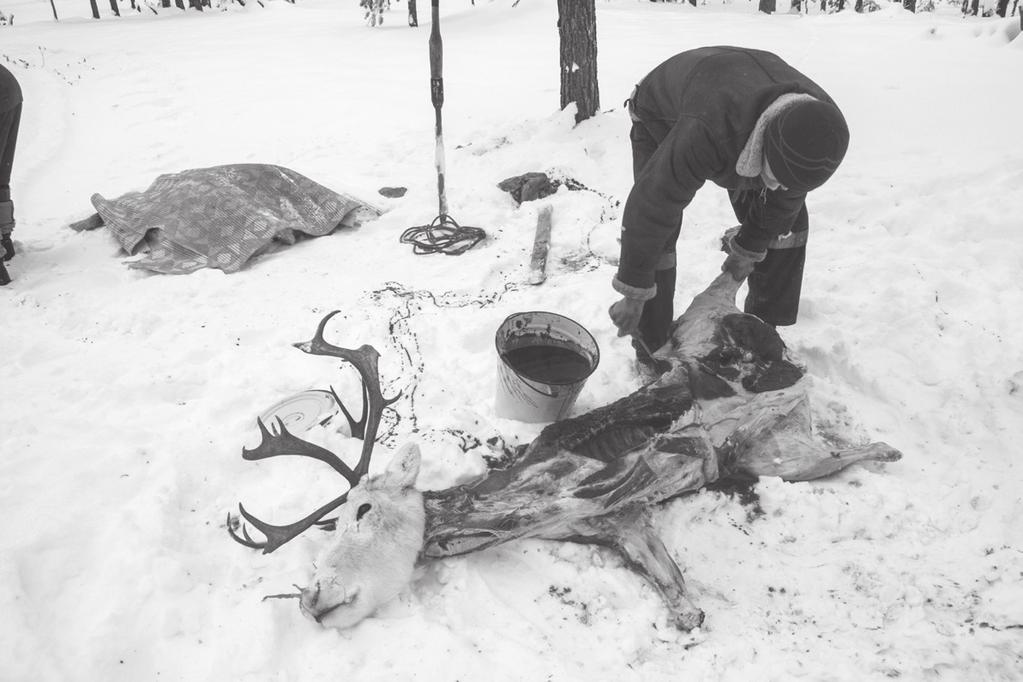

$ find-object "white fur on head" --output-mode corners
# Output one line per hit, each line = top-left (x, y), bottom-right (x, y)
(299, 442), (426, 630)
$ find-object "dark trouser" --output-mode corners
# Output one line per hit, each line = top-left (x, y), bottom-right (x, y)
(743, 236), (807, 326)
(729, 190), (808, 327)
(636, 267), (677, 352)
(0, 99), (19, 282)
(0, 102), (20, 204)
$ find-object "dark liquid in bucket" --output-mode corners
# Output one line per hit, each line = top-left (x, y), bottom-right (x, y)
(502, 344), (592, 384)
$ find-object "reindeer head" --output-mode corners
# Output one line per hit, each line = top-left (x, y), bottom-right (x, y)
(228, 312), (426, 630)
(299, 442), (425, 629)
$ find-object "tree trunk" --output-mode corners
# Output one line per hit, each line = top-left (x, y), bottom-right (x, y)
(556, 0), (599, 125)
(89, 0), (100, 18)
(791, 0), (801, 11)
(904, 0), (915, 12)
(759, 0), (776, 13)
(994, 0), (1008, 16)
(408, 0), (418, 26)
(969, 0), (979, 14)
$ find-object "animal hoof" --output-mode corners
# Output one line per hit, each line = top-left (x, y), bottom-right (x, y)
(672, 607), (705, 631)
(870, 443), (903, 462)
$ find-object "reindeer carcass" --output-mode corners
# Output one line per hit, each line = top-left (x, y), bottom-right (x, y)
(228, 273), (902, 630)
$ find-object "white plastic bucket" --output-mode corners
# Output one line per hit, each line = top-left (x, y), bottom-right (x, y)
(494, 311), (600, 423)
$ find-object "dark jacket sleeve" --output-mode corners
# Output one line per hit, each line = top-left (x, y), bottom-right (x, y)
(618, 117), (722, 290)
(733, 188), (807, 253)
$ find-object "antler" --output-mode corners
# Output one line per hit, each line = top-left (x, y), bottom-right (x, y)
(227, 310), (400, 554)
(243, 416), (359, 483)
(227, 494), (351, 554)
(294, 310), (401, 478)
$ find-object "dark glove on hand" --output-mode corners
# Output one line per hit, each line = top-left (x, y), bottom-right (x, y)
(608, 297), (645, 337)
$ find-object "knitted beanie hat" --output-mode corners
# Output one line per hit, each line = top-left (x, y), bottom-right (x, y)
(763, 100), (849, 192)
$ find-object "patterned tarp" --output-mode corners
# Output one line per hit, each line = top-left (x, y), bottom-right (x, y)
(70, 164), (381, 274)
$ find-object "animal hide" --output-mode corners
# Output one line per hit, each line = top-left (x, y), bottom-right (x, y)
(419, 273), (901, 629)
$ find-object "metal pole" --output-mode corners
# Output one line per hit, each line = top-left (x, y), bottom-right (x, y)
(429, 0), (448, 218)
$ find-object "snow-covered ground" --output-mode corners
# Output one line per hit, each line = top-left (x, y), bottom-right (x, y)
(1, 0), (1021, 679)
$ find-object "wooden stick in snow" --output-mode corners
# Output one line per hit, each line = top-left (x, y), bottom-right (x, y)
(528, 204), (554, 285)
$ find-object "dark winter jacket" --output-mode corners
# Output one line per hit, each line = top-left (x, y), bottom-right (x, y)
(618, 46), (840, 292)
(0, 65), (22, 113)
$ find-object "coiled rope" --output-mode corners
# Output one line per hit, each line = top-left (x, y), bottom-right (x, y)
(399, 214), (486, 256)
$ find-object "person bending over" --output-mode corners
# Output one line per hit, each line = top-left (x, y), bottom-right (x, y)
(609, 46), (849, 367)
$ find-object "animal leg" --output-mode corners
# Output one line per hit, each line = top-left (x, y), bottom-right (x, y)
(562, 507), (705, 630)
(731, 437), (902, 482)
(716, 386), (902, 482)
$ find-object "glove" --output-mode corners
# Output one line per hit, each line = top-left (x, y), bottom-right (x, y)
(721, 232), (766, 282)
(608, 297), (645, 337)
